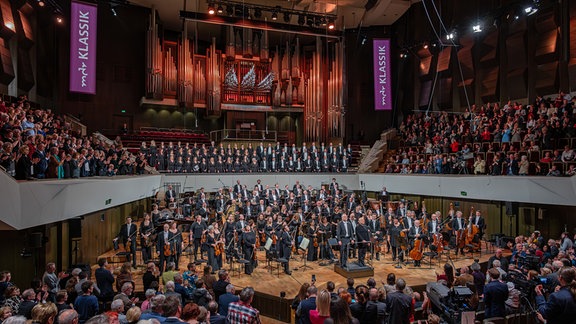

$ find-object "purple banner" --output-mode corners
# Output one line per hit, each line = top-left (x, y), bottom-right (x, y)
(69, 1), (97, 94)
(373, 39), (392, 110)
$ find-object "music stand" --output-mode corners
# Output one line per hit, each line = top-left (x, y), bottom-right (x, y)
(298, 238), (312, 271)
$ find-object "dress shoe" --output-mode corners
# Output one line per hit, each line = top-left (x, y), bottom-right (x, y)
(285, 271), (292, 275)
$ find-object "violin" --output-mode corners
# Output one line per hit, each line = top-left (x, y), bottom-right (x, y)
(163, 242), (172, 257)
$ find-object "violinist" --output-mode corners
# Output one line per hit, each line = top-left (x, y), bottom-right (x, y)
(206, 226), (221, 272)
(190, 215), (208, 261)
(157, 223), (174, 273)
(367, 211), (382, 261)
(114, 216), (137, 268)
(213, 222), (224, 269)
(280, 224), (294, 275)
(472, 210), (486, 239)
(388, 217), (404, 262)
(408, 220), (424, 267)
(169, 222), (183, 270)
(241, 224), (257, 275)
(427, 213), (441, 236)
(235, 214), (247, 233)
(307, 220), (319, 261)
(356, 216), (371, 267)
(318, 216), (334, 260)
(402, 210), (415, 230)
(140, 213), (155, 264)
(264, 217), (275, 239)
(452, 211), (466, 255)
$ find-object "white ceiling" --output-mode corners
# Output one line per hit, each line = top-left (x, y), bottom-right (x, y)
(128, 0), (418, 31)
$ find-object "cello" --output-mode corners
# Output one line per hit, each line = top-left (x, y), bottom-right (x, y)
(465, 207), (480, 251)
(409, 237), (424, 261)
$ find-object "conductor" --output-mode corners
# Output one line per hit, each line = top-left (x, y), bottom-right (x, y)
(356, 216), (371, 267)
(337, 213), (354, 268)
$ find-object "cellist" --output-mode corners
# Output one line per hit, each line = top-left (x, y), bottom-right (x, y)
(408, 220), (424, 267)
(452, 211), (466, 255)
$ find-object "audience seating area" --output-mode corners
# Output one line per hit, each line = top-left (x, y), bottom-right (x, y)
(378, 92), (576, 176)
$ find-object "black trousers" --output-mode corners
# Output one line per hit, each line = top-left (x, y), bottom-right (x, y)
(193, 238), (202, 260)
(358, 243), (367, 266)
(141, 241), (152, 264)
(340, 238), (350, 267)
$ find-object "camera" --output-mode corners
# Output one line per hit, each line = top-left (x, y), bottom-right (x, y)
(311, 274), (316, 282)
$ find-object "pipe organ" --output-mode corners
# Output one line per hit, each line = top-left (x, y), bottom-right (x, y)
(144, 16), (346, 142)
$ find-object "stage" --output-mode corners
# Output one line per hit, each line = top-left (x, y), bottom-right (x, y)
(98, 242), (498, 298)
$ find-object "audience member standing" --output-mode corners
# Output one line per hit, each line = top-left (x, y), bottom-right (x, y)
(227, 287), (261, 324)
(74, 281), (98, 324)
(385, 279), (413, 324)
(484, 268), (509, 318)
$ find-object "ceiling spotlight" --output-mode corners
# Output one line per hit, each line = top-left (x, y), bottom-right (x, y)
(217, 4), (223, 14)
(327, 18), (335, 30)
(36, 0), (45, 7)
(472, 24), (482, 33)
(271, 11), (278, 21)
(208, 4), (215, 15)
(524, 6), (538, 16)
(306, 15), (314, 26)
(445, 32), (455, 40)
(111, 8), (117, 16)
(423, 43), (428, 49)
(320, 17), (327, 26)
(56, 16), (63, 24)
(298, 14), (305, 25)
(254, 8), (262, 18)
(283, 12), (291, 23)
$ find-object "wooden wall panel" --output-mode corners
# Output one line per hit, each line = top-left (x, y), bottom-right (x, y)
(535, 62), (558, 93)
(506, 32), (527, 71)
(436, 47), (451, 73)
(507, 68), (527, 100)
(16, 10), (33, 49)
(419, 55), (432, 76)
(535, 29), (557, 59)
(17, 47), (33, 91)
(457, 36), (474, 86)
(480, 66), (499, 101)
(418, 80), (432, 107)
(0, 0), (15, 38)
(0, 37), (14, 85)
(437, 77), (452, 109)
(480, 30), (498, 66)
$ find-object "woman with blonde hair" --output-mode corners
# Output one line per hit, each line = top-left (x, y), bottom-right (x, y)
(310, 289), (331, 324)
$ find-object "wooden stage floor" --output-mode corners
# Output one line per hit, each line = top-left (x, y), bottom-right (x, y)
(98, 243), (497, 299)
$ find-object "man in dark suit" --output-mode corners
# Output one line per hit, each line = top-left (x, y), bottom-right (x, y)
(484, 268), (509, 318)
(241, 224), (257, 275)
(408, 220), (424, 267)
(385, 278), (413, 324)
(296, 286), (317, 324)
(427, 212), (441, 235)
(190, 215), (207, 261)
(536, 267), (576, 324)
(157, 223), (174, 273)
(280, 224), (293, 274)
(472, 210), (486, 239)
(368, 213), (382, 261)
(356, 216), (371, 267)
(337, 214), (354, 268)
(208, 301), (226, 324)
(452, 211), (466, 255)
(218, 284), (239, 318)
(165, 185), (177, 205)
(233, 180), (242, 195)
(94, 258), (115, 302)
(115, 217), (137, 268)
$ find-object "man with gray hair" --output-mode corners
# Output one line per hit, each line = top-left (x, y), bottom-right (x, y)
(164, 281), (182, 305)
(110, 299), (127, 323)
(218, 284), (239, 317)
(227, 287), (261, 324)
(140, 294), (166, 322)
(17, 288), (37, 318)
(173, 273), (190, 303)
(386, 278), (412, 324)
(208, 301), (226, 324)
(42, 262), (64, 302)
(57, 309), (79, 324)
(113, 282), (138, 312)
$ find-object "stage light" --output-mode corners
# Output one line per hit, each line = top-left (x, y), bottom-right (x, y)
(37, 0), (45, 7)
(327, 18), (335, 30)
(320, 17), (327, 26)
(271, 11), (278, 21)
(208, 3), (215, 15)
(217, 4), (224, 14)
(446, 32), (455, 40)
(283, 12), (290, 23)
(306, 15), (314, 26)
(524, 6), (538, 16)
(423, 43), (428, 49)
(298, 14), (305, 25)
(472, 24), (482, 33)
(254, 8), (262, 18)
(56, 16), (63, 24)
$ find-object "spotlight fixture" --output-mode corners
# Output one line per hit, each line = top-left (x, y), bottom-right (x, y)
(327, 18), (335, 30)
(56, 16), (63, 24)
(283, 12), (290, 23)
(36, 0), (45, 7)
(423, 43), (428, 49)
(271, 11), (277, 20)
(524, 6), (538, 16)
(111, 8), (117, 16)
(208, 3), (215, 15)
(306, 15), (314, 26)
(217, 4), (224, 14)
(254, 7), (262, 18)
(297, 14), (305, 25)
(320, 17), (326, 26)
(472, 24), (482, 33)
(445, 32), (455, 40)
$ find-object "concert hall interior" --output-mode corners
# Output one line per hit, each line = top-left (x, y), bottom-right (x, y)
(1, 0), (576, 323)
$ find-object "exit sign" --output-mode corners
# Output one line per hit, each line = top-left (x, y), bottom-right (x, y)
(105, 199), (112, 205)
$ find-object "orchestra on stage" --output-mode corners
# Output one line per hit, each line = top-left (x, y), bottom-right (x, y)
(112, 179), (486, 275)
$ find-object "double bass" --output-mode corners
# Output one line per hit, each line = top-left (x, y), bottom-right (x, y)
(465, 206), (480, 251)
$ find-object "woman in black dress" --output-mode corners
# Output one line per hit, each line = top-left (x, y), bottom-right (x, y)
(307, 219), (319, 261)
(169, 221), (183, 270)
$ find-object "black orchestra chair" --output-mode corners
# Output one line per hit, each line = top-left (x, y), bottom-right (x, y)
(423, 244), (438, 269)
(275, 258), (289, 277)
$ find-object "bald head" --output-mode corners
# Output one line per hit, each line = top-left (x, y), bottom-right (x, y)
(58, 309), (79, 324)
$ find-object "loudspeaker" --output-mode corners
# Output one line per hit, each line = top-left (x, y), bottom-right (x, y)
(69, 219), (82, 239)
(505, 202), (518, 216)
(28, 232), (43, 248)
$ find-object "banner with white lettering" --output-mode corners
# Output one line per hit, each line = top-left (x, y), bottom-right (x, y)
(373, 39), (392, 111)
(69, 1), (97, 94)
